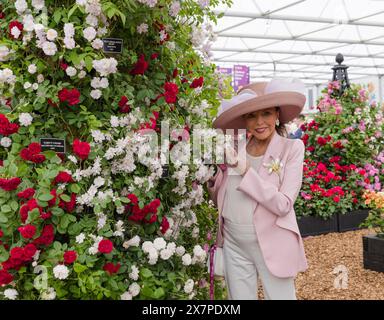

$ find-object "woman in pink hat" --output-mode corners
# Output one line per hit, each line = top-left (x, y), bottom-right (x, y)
(207, 78), (308, 300)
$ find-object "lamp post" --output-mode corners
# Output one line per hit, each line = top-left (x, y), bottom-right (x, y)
(331, 53), (350, 96)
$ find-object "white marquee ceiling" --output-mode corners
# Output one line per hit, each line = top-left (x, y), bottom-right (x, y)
(212, 0), (384, 86)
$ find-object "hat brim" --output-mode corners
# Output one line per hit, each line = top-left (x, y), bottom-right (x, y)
(212, 91), (306, 130)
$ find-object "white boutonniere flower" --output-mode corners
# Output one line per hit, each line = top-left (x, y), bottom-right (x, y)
(263, 158), (283, 175)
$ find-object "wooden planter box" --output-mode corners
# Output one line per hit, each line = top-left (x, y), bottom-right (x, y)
(363, 235), (384, 273)
(337, 209), (369, 232)
(297, 215), (338, 237)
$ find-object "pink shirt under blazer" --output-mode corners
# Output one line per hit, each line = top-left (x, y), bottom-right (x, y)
(207, 131), (308, 278)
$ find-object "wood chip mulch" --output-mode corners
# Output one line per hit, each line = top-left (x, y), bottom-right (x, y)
(294, 228), (384, 300)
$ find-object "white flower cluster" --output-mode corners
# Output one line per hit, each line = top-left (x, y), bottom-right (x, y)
(141, 238), (177, 265)
(0, 46), (13, 62)
(169, 1), (181, 17)
(172, 165), (189, 195)
(113, 220), (125, 237)
(120, 282), (141, 300)
(184, 279), (194, 294)
(123, 235), (141, 249)
(40, 287), (56, 300)
(137, 23), (148, 34)
(129, 265), (139, 281)
(53, 264), (70, 280)
(1, 137), (12, 148)
(137, 0), (158, 8)
(3, 289), (18, 300)
(88, 235), (103, 255)
(92, 58), (118, 76)
(73, 156), (102, 181)
(19, 113), (33, 126)
(0, 69), (16, 85)
(64, 23), (76, 49)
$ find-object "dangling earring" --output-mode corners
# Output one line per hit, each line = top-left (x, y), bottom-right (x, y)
(275, 119), (280, 126)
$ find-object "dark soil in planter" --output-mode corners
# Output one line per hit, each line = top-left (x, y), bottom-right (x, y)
(297, 215), (338, 237)
(338, 209), (369, 232)
(363, 234), (384, 273)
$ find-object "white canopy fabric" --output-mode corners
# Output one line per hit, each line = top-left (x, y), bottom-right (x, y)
(212, 0), (384, 93)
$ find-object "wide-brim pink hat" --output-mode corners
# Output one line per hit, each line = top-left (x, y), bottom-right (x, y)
(212, 78), (306, 130)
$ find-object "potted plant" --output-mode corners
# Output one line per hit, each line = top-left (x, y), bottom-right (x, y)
(361, 191), (384, 272)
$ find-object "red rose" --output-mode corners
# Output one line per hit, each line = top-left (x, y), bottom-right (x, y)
(151, 53), (159, 60)
(130, 54), (149, 75)
(0, 269), (13, 286)
(48, 189), (57, 207)
(164, 82), (179, 104)
(160, 216), (170, 234)
(58, 88), (81, 106)
(333, 196), (340, 203)
(172, 68), (178, 78)
(146, 213), (158, 224)
(23, 243), (37, 260)
(9, 21), (23, 39)
(127, 193), (139, 205)
(20, 142), (46, 164)
(317, 137), (327, 146)
(149, 199), (161, 212)
(17, 188), (36, 200)
(190, 76), (204, 88)
(18, 224), (37, 239)
(118, 96), (131, 113)
(60, 61), (68, 70)
(103, 262), (121, 275)
(73, 139), (90, 160)
(0, 114), (19, 136)
(58, 193), (76, 213)
(33, 224), (54, 247)
(63, 250), (77, 264)
(98, 239), (114, 254)
(54, 171), (74, 184)
(0, 177), (21, 191)
(40, 211), (52, 220)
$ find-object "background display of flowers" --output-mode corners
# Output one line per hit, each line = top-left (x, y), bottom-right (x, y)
(295, 81), (384, 220)
(0, 0), (233, 300)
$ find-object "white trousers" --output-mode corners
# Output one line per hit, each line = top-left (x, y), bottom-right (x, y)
(223, 219), (297, 300)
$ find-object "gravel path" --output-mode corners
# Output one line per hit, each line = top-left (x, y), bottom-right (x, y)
(295, 228), (384, 300)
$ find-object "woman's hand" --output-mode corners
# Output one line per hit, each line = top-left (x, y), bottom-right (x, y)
(225, 145), (250, 176)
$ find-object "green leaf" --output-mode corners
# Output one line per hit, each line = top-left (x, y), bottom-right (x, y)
(0, 213), (8, 224)
(68, 4), (79, 19)
(0, 245), (10, 263)
(140, 268), (153, 279)
(1, 205), (12, 213)
(153, 287), (165, 299)
(53, 10), (61, 24)
(74, 263), (88, 274)
(69, 184), (81, 194)
(60, 194), (71, 202)
(38, 193), (54, 202)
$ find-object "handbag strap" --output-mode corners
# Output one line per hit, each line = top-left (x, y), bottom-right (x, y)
(209, 243), (217, 300)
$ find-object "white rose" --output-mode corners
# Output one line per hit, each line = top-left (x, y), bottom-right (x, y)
(142, 241), (154, 253)
(28, 64), (37, 74)
(129, 283), (141, 297)
(176, 246), (185, 256)
(184, 279), (194, 294)
(32, 83), (39, 90)
(121, 292), (132, 300)
(41, 287), (56, 300)
(64, 37), (76, 49)
(78, 70), (87, 79)
(160, 248), (173, 260)
(3, 289), (18, 300)
(153, 237), (166, 251)
(83, 27), (97, 42)
(66, 66), (77, 77)
(37, 74), (44, 83)
(99, 77), (109, 89)
(32, 0), (45, 11)
(182, 253), (192, 266)
(19, 113), (33, 126)
(42, 42), (57, 56)
(53, 264), (69, 280)
(15, 0), (28, 13)
(92, 38), (103, 50)
(11, 27), (21, 39)
(1, 137), (12, 148)
(46, 29), (58, 41)
(90, 89), (102, 100)
(24, 82), (32, 89)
